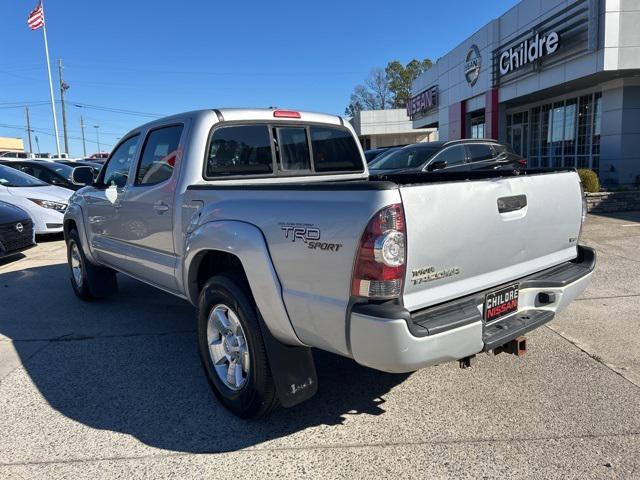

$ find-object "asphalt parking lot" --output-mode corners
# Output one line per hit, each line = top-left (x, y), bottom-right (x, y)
(0, 213), (639, 479)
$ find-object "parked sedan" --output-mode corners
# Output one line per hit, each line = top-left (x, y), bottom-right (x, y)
(363, 145), (405, 163)
(0, 160), (82, 191)
(55, 160), (102, 179)
(0, 201), (35, 258)
(368, 140), (525, 175)
(0, 164), (72, 234)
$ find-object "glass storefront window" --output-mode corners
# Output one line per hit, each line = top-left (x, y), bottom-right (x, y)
(509, 92), (601, 173)
(529, 107), (540, 167)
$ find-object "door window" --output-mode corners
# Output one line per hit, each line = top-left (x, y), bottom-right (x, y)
(136, 125), (183, 185)
(467, 144), (494, 162)
(431, 145), (466, 167)
(101, 135), (140, 188)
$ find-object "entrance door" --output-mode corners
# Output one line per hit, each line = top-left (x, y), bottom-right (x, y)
(512, 125), (523, 157)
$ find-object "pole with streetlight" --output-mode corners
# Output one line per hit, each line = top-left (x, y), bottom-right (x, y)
(79, 116), (87, 157)
(94, 125), (101, 154)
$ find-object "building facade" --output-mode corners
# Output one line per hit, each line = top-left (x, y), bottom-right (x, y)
(410, 0), (640, 186)
(351, 109), (437, 149)
(0, 137), (25, 153)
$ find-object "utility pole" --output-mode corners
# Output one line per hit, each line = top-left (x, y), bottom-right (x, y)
(25, 107), (33, 154)
(79, 115), (87, 157)
(58, 58), (70, 155)
(35, 135), (41, 155)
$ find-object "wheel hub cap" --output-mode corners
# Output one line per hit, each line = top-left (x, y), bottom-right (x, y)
(70, 241), (83, 287)
(207, 304), (249, 390)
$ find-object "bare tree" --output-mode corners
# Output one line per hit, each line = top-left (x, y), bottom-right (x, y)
(345, 59), (433, 115)
(365, 68), (392, 110)
(345, 69), (392, 116)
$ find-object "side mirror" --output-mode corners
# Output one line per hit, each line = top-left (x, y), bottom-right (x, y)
(428, 160), (447, 171)
(71, 166), (95, 186)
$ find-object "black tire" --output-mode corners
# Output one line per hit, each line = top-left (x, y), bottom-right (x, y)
(66, 228), (117, 300)
(197, 274), (279, 419)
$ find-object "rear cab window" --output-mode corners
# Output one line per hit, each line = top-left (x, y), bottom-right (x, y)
(204, 123), (363, 179)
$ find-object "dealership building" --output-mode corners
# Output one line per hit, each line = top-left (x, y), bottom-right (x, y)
(409, 0), (640, 185)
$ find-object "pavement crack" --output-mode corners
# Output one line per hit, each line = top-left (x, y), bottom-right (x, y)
(8, 329), (196, 343)
(545, 325), (640, 389)
(0, 431), (638, 468)
(576, 293), (640, 301)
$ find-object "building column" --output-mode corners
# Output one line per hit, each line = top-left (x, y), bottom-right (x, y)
(448, 102), (466, 140)
(485, 89), (499, 140)
(600, 79), (640, 186)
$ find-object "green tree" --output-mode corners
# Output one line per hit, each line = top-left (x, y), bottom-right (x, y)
(385, 58), (433, 108)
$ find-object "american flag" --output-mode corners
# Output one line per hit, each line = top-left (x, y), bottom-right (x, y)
(27, 2), (45, 30)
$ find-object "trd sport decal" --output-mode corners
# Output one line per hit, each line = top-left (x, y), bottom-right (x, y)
(279, 223), (343, 252)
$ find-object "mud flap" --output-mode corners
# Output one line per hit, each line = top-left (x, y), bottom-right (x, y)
(257, 315), (318, 408)
(85, 261), (118, 298)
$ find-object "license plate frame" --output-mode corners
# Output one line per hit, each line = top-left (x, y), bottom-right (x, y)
(484, 283), (519, 323)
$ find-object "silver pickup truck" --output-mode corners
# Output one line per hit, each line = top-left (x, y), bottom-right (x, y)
(64, 108), (595, 418)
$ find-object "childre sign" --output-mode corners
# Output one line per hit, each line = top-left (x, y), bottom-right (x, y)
(499, 31), (560, 76)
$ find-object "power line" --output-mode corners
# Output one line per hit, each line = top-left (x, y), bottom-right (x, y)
(0, 123), (113, 149)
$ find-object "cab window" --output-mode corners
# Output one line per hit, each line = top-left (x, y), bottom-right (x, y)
(206, 125), (273, 177)
(101, 135), (140, 188)
(277, 127), (311, 172)
(136, 125), (183, 185)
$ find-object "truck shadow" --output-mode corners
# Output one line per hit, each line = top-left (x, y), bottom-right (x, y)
(0, 263), (410, 453)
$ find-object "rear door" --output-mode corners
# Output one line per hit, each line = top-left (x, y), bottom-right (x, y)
(400, 171), (583, 311)
(116, 124), (184, 291)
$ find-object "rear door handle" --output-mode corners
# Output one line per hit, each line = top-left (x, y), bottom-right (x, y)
(154, 202), (170, 213)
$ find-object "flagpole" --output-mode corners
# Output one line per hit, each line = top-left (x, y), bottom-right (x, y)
(40, 1), (61, 156)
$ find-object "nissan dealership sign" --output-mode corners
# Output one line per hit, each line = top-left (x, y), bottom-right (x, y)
(407, 85), (438, 119)
(499, 31), (560, 75)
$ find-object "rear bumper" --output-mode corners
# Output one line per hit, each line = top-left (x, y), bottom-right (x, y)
(349, 246), (595, 373)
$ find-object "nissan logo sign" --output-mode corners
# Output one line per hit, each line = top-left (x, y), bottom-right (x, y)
(15, 223), (23, 233)
(499, 31), (560, 76)
(464, 44), (482, 86)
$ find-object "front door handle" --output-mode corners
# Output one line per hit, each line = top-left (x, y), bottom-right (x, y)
(154, 202), (170, 213)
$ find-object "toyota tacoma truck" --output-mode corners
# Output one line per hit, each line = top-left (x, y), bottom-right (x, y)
(64, 108), (595, 418)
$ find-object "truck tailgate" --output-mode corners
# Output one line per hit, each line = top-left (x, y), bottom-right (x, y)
(400, 171), (583, 311)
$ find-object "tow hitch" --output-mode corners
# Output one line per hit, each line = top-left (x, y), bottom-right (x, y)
(493, 336), (527, 357)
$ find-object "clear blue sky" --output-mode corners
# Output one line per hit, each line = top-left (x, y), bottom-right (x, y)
(1, 0), (517, 156)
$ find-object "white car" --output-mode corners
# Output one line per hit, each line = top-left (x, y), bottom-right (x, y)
(0, 164), (73, 234)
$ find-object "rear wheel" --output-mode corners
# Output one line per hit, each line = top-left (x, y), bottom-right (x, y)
(66, 229), (117, 300)
(197, 275), (279, 419)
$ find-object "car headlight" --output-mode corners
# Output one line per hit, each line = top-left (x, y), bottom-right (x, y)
(28, 198), (67, 212)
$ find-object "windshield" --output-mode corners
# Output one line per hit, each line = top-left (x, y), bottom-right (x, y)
(0, 164), (47, 187)
(370, 145), (440, 170)
(48, 163), (74, 179)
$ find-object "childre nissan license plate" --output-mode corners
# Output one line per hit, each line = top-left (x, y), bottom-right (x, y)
(484, 283), (519, 322)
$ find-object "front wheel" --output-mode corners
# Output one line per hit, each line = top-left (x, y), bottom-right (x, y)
(197, 275), (279, 419)
(66, 229), (117, 300)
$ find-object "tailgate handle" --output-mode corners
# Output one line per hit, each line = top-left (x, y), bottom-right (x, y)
(497, 194), (527, 213)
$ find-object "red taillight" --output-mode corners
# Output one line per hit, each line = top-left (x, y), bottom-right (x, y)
(273, 110), (301, 119)
(351, 204), (406, 299)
